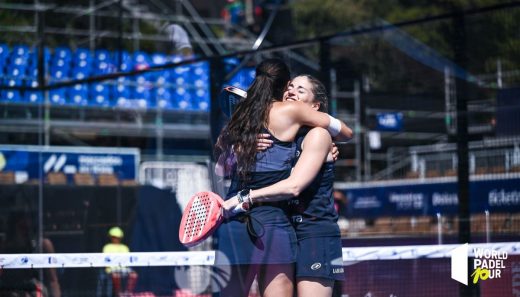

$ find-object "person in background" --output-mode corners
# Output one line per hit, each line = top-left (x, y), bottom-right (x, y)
(0, 211), (61, 297)
(165, 24), (193, 57)
(222, 0), (245, 36)
(333, 190), (349, 231)
(97, 227), (137, 297)
(244, 0), (264, 33)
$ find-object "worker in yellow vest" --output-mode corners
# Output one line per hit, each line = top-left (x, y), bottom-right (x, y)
(97, 227), (138, 297)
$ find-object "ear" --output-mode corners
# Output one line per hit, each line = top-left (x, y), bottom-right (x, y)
(312, 102), (320, 110)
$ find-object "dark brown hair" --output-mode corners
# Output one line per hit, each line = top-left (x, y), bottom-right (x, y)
(215, 59), (291, 182)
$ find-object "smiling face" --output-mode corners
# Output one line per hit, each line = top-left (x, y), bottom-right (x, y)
(283, 76), (321, 110)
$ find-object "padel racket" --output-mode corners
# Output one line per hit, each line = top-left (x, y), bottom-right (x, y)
(179, 191), (248, 247)
(219, 86), (247, 117)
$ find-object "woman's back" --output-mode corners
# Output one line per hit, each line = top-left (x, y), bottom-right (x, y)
(227, 129), (295, 198)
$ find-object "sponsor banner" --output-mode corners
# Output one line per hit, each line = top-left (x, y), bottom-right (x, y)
(0, 145), (139, 182)
(376, 112), (403, 131)
(344, 178), (520, 217)
(0, 251), (215, 269)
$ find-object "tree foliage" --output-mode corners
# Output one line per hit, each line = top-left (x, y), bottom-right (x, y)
(290, 0), (520, 88)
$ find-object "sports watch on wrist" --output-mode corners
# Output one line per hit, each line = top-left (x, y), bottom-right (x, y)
(238, 189), (251, 205)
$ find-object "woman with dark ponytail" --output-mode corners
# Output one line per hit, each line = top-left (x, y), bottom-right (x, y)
(214, 59), (352, 297)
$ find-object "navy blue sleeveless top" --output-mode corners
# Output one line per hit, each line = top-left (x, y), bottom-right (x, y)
(215, 129), (298, 264)
(225, 130), (296, 222)
(227, 129), (295, 195)
(288, 133), (340, 239)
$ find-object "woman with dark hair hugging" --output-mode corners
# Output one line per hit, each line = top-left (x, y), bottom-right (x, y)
(214, 60), (352, 297)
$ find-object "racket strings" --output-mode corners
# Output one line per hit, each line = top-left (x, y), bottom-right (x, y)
(184, 194), (212, 240)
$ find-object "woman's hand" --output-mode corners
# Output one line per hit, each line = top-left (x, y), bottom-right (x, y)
(221, 195), (250, 218)
(256, 133), (273, 151)
(326, 142), (339, 162)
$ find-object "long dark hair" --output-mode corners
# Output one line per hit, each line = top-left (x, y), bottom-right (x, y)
(215, 58), (290, 182)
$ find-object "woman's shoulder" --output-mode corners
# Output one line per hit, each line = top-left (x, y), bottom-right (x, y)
(305, 127), (332, 141)
(271, 101), (306, 116)
(272, 100), (303, 110)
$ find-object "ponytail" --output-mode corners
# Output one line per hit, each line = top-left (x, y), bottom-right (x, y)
(215, 59), (290, 183)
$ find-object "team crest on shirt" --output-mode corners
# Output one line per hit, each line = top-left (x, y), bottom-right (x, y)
(311, 263), (322, 270)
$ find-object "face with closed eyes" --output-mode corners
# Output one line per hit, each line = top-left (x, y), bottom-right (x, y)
(283, 76), (320, 110)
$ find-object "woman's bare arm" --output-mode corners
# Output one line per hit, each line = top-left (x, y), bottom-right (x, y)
(222, 128), (332, 212)
(273, 101), (353, 142)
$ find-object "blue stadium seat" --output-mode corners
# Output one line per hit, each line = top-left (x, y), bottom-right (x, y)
(11, 45), (30, 58)
(90, 83), (112, 107)
(133, 51), (151, 70)
(155, 71), (171, 87)
(94, 49), (111, 62)
(116, 85), (135, 108)
(93, 60), (117, 75)
(118, 61), (133, 72)
(190, 62), (210, 102)
(191, 87), (210, 111)
(0, 78), (22, 103)
(172, 87), (193, 110)
(112, 50), (133, 72)
(132, 84), (151, 108)
(9, 55), (28, 68)
(153, 87), (174, 109)
(24, 80), (42, 104)
(193, 78), (206, 89)
(50, 58), (70, 70)
(171, 56), (190, 77)
(226, 67), (255, 90)
(49, 67), (69, 81)
(49, 89), (67, 105)
(1, 89), (22, 103)
(173, 75), (187, 88)
(53, 47), (72, 62)
(74, 59), (91, 70)
(68, 84), (89, 106)
(6, 65), (26, 78)
(73, 48), (92, 64)
(191, 61), (209, 81)
(151, 53), (167, 66)
(71, 67), (91, 80)
(114, 78), (132, 106)
(0, 44), (9, 59)
(5, 78), (22, 87)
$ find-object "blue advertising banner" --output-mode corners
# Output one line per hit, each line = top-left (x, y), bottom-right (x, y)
(0, 145), (140, 183)
(343, 177), (520, 217)
(376, 112), (403, 131)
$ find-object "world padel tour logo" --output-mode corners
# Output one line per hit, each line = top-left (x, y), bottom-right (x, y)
(451, 243), (508, 285)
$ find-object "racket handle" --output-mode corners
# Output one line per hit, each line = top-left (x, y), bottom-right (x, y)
(231, 202), (250, 214)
